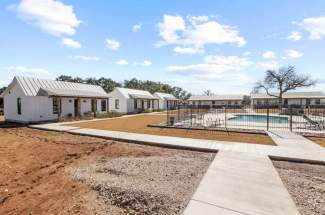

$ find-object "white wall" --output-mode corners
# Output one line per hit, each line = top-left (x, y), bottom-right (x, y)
(61, 98), (75, 117)
(4, 84), (58, 123)
(108, 89), (128, 113)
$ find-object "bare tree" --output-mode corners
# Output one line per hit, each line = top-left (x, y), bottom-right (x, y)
(203, 90), (213, 96)
(253, 65), (316, 106)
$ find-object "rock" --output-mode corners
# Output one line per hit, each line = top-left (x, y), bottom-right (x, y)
(0, 196), (8, 204)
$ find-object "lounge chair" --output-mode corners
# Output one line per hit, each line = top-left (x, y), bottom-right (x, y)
(303, 115), (324, 130)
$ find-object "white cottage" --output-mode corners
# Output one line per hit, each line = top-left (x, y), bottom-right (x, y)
(108, 87), (158, 113)
(1, 76), (109, 123)
(153, 92), (179, 110)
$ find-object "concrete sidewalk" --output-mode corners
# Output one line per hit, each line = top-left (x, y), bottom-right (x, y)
(183, 151), (300, 215)
(30, 124), (325, 164)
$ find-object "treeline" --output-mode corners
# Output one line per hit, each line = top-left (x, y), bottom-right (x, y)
(56, 75), (191, 100)
(0, 87), (6, 95)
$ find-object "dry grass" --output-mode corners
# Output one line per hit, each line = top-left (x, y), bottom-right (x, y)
(308, 137), (325, 147)
(71, 114), (275, 145)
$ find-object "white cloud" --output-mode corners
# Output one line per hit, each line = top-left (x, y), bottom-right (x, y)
(62, 38), (81, 48)
(116, 59), (129, 65)
(262, 51), (276, 59)
(300, 15), (325, 40)
(15, 0), (81, 37)
(287, 31), (302, 41)
(257, 61), (279, 70)
(69, 55), (100, 61)
(105, 39), (120, 50)
(173, 46), (204, 54)
(284, 49), (304, 58)
(156, 14), (246, 54)
(166, 55), (252, 79)
(187, 15), (209, 24)
(1, 66), (50, 75)
(157, 15), (185, 44)
(132, 24), (142, 32)
(136, 60), (152, 66)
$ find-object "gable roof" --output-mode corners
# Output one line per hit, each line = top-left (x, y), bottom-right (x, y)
(189, 94), (245, 101)
(1, 76), (109, 98)
(153, 92), (178, 100)
(113, 87), (156, 99)
(251, 91), (325, 99)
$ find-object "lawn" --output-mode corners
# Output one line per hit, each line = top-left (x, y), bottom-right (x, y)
(71, 114), (275, 145)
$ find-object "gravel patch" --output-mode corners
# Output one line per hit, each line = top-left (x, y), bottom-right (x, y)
(273, 161), (325, 215)
(68, 151), (215, 214)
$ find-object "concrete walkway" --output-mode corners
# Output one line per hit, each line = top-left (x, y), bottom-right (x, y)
(30, 123), (325, 164)
(183, 151), (300, 215)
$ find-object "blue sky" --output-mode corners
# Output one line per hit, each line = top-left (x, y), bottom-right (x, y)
(1, 0), (325, 94)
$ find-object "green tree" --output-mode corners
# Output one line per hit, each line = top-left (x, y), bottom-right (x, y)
(0, 87), (6, 95)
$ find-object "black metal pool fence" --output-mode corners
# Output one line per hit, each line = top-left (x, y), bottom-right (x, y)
(166, 104), (325, 131)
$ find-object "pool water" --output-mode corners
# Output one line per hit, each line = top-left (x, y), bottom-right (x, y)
(229, 114), (288, 124)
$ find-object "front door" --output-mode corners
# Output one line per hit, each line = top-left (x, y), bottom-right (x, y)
(74, 99), (79, 117)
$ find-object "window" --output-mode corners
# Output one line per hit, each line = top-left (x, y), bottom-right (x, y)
(53, 98), (59, 114)
(115, 99), (119, 109)
(147, 100), (151, 108)
(134, 99), (138, 109)
(315, 99), (320, 105)
(17, 98), (21, 115)
(101, 99), (107, 111)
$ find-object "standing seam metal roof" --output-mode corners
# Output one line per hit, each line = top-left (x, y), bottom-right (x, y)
(10, 76), (108, 97)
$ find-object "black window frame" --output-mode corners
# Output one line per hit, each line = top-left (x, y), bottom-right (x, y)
(53, 97), (59, 114)
(17, 98), (22, 115)
(101, 99), (107, 112)
(115, 99), (119, 109)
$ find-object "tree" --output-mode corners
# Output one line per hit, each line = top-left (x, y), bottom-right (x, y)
(0, 87), (6, 95)
(56, 75), (191, 100)
(203, 90), (213, 96)
(253, 65), (316, 106)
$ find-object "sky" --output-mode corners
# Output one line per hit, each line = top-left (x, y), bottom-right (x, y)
(1, 0), (325, 95)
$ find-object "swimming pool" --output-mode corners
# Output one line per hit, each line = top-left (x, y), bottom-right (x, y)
(229, 114), (289, 124)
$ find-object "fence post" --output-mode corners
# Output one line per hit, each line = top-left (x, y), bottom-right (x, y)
(224, 107), (227, 128)
(190, 105), (193, 126)
(177, 104), (180, 122)
(267, 107), (269, 131)
(290, 106), (293, 132)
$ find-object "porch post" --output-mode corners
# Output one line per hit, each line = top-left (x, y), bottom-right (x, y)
(107, 98), (109, 112)
(58, 97), (62, 119)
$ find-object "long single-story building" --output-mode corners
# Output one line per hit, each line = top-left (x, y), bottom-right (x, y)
(1, 76), (109, 123)
(251, 91), (325, 107)
(188, 94), (245, 107)
(108, 87), (158, 113)
(153, 92), (179, 110)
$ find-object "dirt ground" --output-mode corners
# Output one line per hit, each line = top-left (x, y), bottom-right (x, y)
(0, 127), (213, 215)
(308, 137), (325, 147)
(71, 114), (275, 145)
(273, 161), (325, 215)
